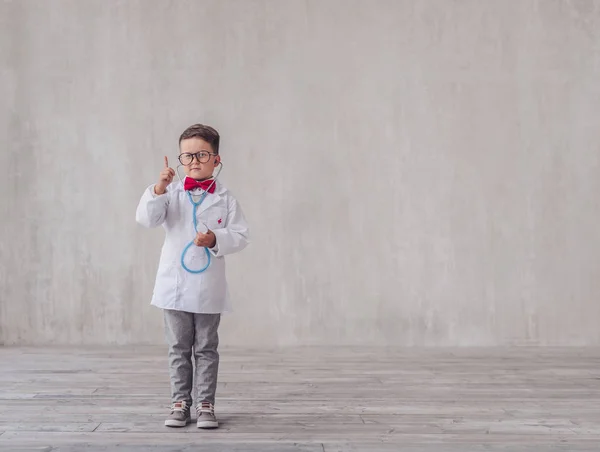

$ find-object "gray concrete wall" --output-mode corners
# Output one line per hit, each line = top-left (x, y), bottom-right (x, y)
(1, 0), (599, 346)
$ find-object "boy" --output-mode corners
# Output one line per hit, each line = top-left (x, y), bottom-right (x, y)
(136, 124), (249, 428)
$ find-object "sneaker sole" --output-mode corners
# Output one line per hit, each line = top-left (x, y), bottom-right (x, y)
(165, 419), (190, 428)
(197, 420), (219, 429)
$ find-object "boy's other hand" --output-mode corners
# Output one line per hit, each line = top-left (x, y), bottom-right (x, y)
(194, 230), (217, 248)
(155, 156), (175, 195)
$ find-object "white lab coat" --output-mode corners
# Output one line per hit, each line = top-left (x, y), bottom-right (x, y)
(135, 179), (249, 314)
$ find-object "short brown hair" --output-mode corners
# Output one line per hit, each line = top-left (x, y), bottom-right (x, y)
(179, 124), (220, 154)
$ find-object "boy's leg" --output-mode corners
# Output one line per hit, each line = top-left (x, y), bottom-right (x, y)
(163, 309), (195, 417)
(193, 313), (220, 428)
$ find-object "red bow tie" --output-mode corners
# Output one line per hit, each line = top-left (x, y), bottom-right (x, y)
(184, 177), (216, 193)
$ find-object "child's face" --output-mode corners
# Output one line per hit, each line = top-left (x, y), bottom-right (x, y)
(179, 138), (220, 181)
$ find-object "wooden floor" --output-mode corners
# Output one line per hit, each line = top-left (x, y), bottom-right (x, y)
(0, 347), (599, 451)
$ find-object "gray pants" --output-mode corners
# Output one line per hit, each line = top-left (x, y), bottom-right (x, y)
(163, 309), (221, 406)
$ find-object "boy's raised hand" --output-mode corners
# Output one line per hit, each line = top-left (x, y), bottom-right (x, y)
(155, 156), (176, 195)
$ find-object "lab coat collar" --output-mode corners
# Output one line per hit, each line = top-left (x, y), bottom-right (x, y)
(179, 177), (227, 214)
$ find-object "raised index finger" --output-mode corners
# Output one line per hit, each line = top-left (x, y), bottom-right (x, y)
(164, 156), (169, 168)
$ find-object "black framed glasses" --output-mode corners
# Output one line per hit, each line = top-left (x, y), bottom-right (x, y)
(178, 151), (217, 166)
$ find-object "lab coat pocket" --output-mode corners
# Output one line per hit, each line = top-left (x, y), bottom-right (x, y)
(199, 206), (227, 231)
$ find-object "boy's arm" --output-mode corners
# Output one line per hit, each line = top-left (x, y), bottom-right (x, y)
(135, 184), (170, 228)
(136, 156), (176, 228)
(209, 196), (249, 257)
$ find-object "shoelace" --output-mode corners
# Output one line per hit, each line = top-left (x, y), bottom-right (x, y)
(171, 401), (189, 413)
(197, 402), (214, 415)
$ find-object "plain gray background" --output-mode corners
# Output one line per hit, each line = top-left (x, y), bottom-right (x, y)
(1, 0), (599, 346)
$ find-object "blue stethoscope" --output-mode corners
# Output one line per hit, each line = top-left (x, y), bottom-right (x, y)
(176, 163), (224, 274)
